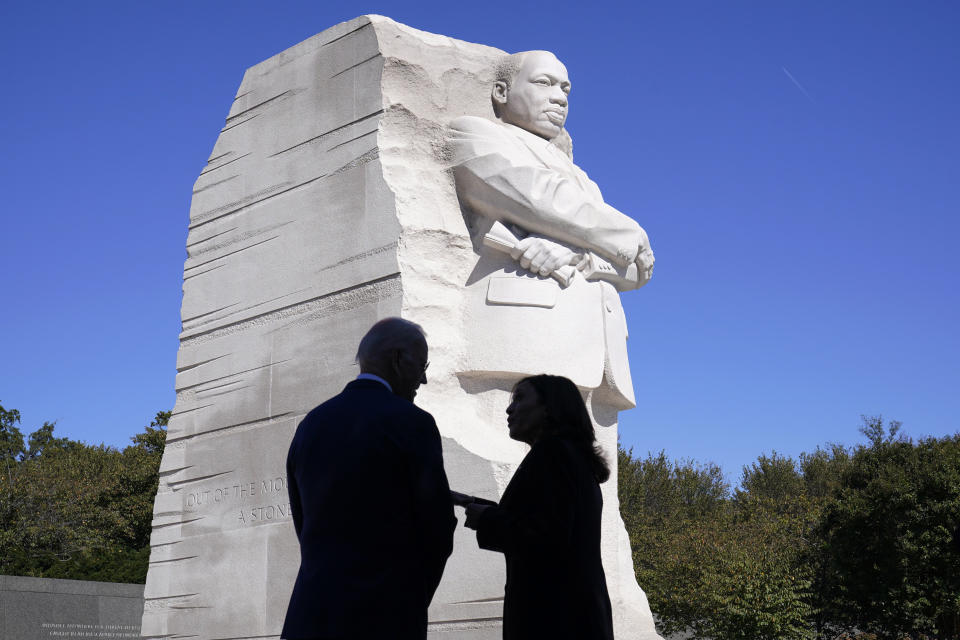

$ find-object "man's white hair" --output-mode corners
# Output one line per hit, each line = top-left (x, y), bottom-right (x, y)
(355, 317), (426, 371)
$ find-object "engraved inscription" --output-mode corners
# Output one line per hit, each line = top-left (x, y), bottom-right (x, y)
(41, 622), (140, 638)
(237, 502), (293, 524)
(185, 476), (286, 507)
(183, 475), (291, 525)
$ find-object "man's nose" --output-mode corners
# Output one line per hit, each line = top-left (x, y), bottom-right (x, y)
(550, 89), (567, 106)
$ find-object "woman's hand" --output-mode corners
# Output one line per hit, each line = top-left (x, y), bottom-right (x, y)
(464, 502), (492, 529)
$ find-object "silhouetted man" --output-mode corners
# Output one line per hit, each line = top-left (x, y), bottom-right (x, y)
(281, 317), (456, 640)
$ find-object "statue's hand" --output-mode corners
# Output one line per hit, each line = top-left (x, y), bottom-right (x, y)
(511, 236), (582, 278)
(635, 245), (655, 282)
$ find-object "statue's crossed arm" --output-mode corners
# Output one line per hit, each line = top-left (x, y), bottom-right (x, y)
(449, 115), (653, 290)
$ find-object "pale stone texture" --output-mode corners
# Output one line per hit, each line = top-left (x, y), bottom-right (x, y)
(145, 15), (660, 639)
(0, 576), (143, 640)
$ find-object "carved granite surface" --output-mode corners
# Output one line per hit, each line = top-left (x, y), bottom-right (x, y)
(145, 15), (661, 640)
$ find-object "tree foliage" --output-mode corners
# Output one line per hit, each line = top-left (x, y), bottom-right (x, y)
(0, 406), (167, 583)
(815, 418), (960, 639)
(621, 448), (814, 639)
(620, 416), (960, 640)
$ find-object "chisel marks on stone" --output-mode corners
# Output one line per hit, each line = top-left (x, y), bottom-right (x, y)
(196, 380), (251, 399)
(144, 594), (198, 602)
(159, 465), (192, 478)
(327, 129), (377, 152)
(181, 303), (241, 325)
(192, 182), (292, 224)
(331, 148), (379, 176)
(320, 21), (371, 48)
(198, 385), (250, 399)
(149, 541), (182, 550)
(189, 177), (325, 230)
(182, 263), (224, 282)
(206, 151), (233, 165)
(319, 243), (396, 271)
(169, 403), (214, 417)
(193, 174), (238, 195)
(152, 517), (203, 529)
(177, 361), (290, 394)
(184, 235), (280, 272)
(429, 617), (503, 628)
(269, 110), (383, 157)
(176, 356), (227, 374)
(199, 152), (250, 176)
(167, 471), (231, 490)
(225, 90), (295, 123)
(149, 556), (198, 565)
(180, 275), (400, 347)
(187, 227), (238, 249)
(166, 412), (295, 444)
(451, 597), (505, 604)
(187, 221), (295, 258)
(331, 53), (380, 78)
(221, 112), (260, 133)
(181, 288), (308, 334)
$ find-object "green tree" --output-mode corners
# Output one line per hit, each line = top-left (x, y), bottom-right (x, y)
(25, 421), (73, 459)
(817, 417), (960, 639)
(738, 451), (804, 506)
(620, 446), (814, 640)
(0, 408), (167, 583)
(799, 443), (851, 500)
(1, 402), (26, 466)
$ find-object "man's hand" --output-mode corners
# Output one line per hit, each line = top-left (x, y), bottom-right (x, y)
(510, 236), (583, 277)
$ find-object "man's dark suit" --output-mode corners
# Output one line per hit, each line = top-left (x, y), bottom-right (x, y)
(281, 379), (456, 640)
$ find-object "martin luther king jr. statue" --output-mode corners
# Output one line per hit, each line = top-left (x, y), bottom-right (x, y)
(447, 48), (660, 637)
(449, 50), (655, 410)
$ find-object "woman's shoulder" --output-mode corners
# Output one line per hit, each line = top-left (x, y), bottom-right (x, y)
(529, 436), (591, 476)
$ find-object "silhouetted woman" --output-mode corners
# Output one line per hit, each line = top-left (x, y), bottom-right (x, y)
(463, 374), (614, 640)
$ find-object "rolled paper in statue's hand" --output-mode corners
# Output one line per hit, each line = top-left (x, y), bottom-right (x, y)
(483, 221), (575, 287)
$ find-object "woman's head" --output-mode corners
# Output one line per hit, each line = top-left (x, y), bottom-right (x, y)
(508, 375), (591, 442)
(506, 374), (610, 482)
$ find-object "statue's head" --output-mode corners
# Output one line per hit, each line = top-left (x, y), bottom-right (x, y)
(492, 50), (570, 141)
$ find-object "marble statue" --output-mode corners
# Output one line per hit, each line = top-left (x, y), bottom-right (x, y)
(143, 16), (663, 640)
(449, 50), (654, 409)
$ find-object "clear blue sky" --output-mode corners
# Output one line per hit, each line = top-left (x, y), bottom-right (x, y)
(2, 1), (957, 483)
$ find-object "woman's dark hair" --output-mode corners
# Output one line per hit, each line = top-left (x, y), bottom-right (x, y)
(515, 374), (610, 483)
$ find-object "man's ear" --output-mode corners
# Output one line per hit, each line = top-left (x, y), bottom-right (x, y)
(390, 350), (405, 379)
(492, 81), (508, 105)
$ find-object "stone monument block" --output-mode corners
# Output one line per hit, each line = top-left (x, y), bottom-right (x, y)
(145, 15), (660, 639)
(0, 576), (143, 640)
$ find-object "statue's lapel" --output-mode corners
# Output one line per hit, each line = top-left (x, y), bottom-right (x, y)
(507, 124), (589, 189)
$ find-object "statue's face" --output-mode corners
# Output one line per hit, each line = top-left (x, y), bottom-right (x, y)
(497, 51), (571, 140)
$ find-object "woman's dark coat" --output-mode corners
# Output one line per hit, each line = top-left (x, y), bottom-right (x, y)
(475, 435), (614, 640)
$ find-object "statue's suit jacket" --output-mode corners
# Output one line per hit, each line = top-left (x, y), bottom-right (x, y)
(281, 379), (456, 640)
(449, 116), (645, 407)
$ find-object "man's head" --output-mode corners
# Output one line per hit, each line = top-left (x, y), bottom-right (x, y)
(355, 317), (429, 402)
(492, 50), (571, 141)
